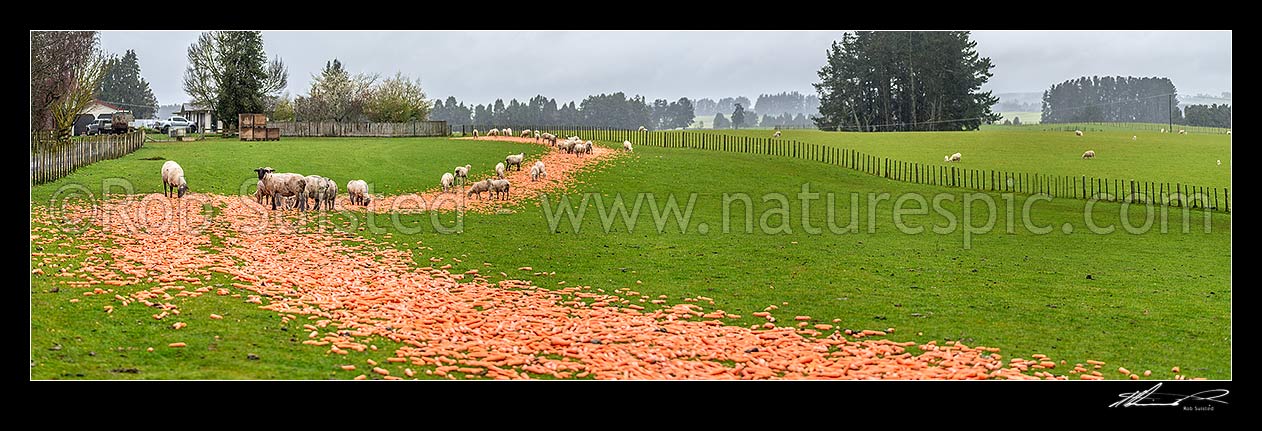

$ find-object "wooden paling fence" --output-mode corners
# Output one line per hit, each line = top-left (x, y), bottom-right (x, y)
(30, 130), (146, 185)
(271, 121), (449, 137)
(516, 126), (1229, 213)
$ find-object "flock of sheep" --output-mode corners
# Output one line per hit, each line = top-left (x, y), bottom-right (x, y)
(436, 152), (537, 201)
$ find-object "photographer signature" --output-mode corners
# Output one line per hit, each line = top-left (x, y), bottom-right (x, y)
(1110, 383), (1229, 408)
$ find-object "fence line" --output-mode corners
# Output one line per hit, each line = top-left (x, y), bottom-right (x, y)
(30, 130), (147, 185)
(1037, 121), (1231, 135)
(502, 126), (1229, 213)
(272, 121), (450, 137)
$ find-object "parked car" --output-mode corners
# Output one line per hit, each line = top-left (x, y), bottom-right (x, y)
(86, 118), (111, 135)
(156, 115), (197, 133)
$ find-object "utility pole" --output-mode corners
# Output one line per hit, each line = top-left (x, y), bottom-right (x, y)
(1169, 94), (1173, 132)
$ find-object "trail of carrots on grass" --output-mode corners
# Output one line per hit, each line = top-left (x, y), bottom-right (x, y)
(30, 137), (1161, 380)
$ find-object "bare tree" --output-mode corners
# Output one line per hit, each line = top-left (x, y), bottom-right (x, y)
(30, 31), (98, 133)
(47, 50), (110, 141)
(183, 32), (227, 117)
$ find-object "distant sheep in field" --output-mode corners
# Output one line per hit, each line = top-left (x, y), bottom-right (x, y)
(1075, 130), (1083, 137)
(466, 179), (491, 199)
(472, 129), (480, 137)
(1132, 135), (1137, 141)
(1227, 130), (1232, 135)
(1217, 160), (1221, 166)
(521, 129), (532, 138)
(347, 180), (371, 206)
(637, 126), (647, 132)
(1161, 128), (1167, 133)
(441, 173), (455, 193)
(558, 140), (574, 153)
(575, 141), (592, 156)
(503, 128), (513, 138)
(505, 153), (524, 171)
(1179, 129), (1187, 135)
(772, 130), (781, 138)
(623, 140), (633, 152)
(943, 152), (961, 162)
(488, 128), (500, 136)
(533, 130), (541, 141)
(454, 164), (471, 186)
(495, 162), (506, 179)
(489, 179), (510, 200)
(161, 160), (188, 198)
(1082, 150), (1096, 159)
(530, 161), (547, 182)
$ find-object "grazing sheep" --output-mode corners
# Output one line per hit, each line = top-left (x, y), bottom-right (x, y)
(1075, 130), (1083, 137)
(323, 177), (338, 209)
(255, 167), (307, 211)
(454, 164), (471, 186)
(441, 172), (456, 193)
(530, 163), (545, 182)
(503, 128), (513, 138)
(466, 179), (492, 199)
(772, 130), (781, 138)
(944, 152), (961, 162)
(489, 179), (510, 200)
(577, 141), (593, 156)
(521, 129), (532, 138)
(495, 162), (506, 179)
(944, 155), (951, 162)
(161, 160), (188, 198)
(1179, 129), (1187, 135)
(637, 126), (647, 132)
(623, 140), (633, 152)
(505, 153), (524, 171)
(347, 180), (370, 206)
(533, 130), (541, 141)
(488, 128), (500, 137)
(567, 136), (580, 142)
(304, 175), (329, 210)
(472, 129), (480, 137)
(558, 140), (574, 153)
(1226, 130), (1232, 135)
(1132, 135), (1137, 141)
(541, 132), (556, 146)
(1082, 150), (1096, 159)
(533, 160), (546, 180)
(1217, 160), (1222, 166)
(1161, 128), (1167, 133)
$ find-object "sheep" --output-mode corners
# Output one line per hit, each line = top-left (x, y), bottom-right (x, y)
(622, 140), (633, 152)
(255, 167), (307, 211)
(533, 130), (541, 141)
(495, 162), (506, 179)
(772, 130), (782, 138)
(533, 160), (546, 180)
(1075, 130), (1083, 137)
(1161, 128), (1167, 133)
(304, 174), (329, 210)
(472, 129), (480, 137)
(466, 179), (492, 199)
(505, 153), (524, 171)
(558, 140), (574, 153)
(530, 163), (546, 182)
(944, 152), (961, 162)
(488, 128), (500, 137)
(541, 132), (556, 146)
(577, 141), (593, 156)
(1082, 150), (1096, 159)
(503, 128), (513, 138)
(346, 179), (370, 206)
(637, 126), (647, 132)
(1179, 129), (1187, 135)
(323, 177), (338, 209)
(454, 164), (471, 186)
(567, 136), (580, 142)
(1226, 130), (1232, 135)
(441, 172), (456, 193)
(489, 179), (510, 200)
(255, 179), (269, 206)
(161, 160), (188, 198)
(1132, 135), (1137, 141)
(521, 129), (532, 138)
(1217, 159), (1222, 166)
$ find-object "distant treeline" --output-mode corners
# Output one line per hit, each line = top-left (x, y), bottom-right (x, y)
(1041, 76), (1177, 124)
(1182, 104), (1231, 128)
(693, 92), (821, 117)
(429, 92), (694, 130)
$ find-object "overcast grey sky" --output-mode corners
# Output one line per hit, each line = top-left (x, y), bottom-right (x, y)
(97, 30), (1232, 107)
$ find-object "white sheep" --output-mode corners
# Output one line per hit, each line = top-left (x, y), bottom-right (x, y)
(1075, 130), (1083, 137)
(488, 128), (500, 137)
(472, 129), (480, 137)
(466, 179), (491, 199)
(1132, 135), (1137, 141)
(529, 164), (544, 182)
(623, 140), (633, 152)
(255, 179), (270, 206)
(772, 130), (781, 138)
(1161, 128), (1167, 133)
(323, 177), (338, 209)
(161, 160), (188, 198)
(1217, 160), (1222, 166)
(1226, 130), (1232, 135)
(489, 179), (510, 200)
(495, 162), (506, 179)
(454, 164), (471, 186)
(441, 172), (455, 193)
(637, 126), (647, 132)
(533, 130), (541, 141)
(532, 160), (546, 180)
(521, 129), (532, 138)
(503, 128), (513, 138)
(505, 153), (524, 171)
(255, 167), (307, 211)
(1082, 150), (1096, 159)
(346, 179), (370, 206)
(1179, 129), (1187, 135)
(944, 152), (961, 162)
(303, 174), (329, 210)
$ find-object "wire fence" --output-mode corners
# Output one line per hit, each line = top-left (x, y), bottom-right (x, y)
(490, 126), (1229, 213)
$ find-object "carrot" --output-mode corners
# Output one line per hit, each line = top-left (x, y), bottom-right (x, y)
(1118, 367), (1131, 375)
(372, 367), (390, 376)
(1171, 366), (1180, 373)
(353, 374), (368, 380)
(341, 365), (356, 371)
(168, 342), (187, 348)
(209, 314), (223, 320)
(794, 316), (811, 321)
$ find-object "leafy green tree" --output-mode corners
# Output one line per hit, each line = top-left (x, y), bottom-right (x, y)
(183, 31), (287, 128)
(364, 72), (431, 122)
(731, 103), (746, 129)
(714, 112), (730, 129)
(272, 93), (295, 121)
(294, 59), (376, 122)
(97, 50), (158, 118)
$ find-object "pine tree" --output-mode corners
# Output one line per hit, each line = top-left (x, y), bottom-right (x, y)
(97, 50), (158, 118)
(731, 103), (746, 129)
